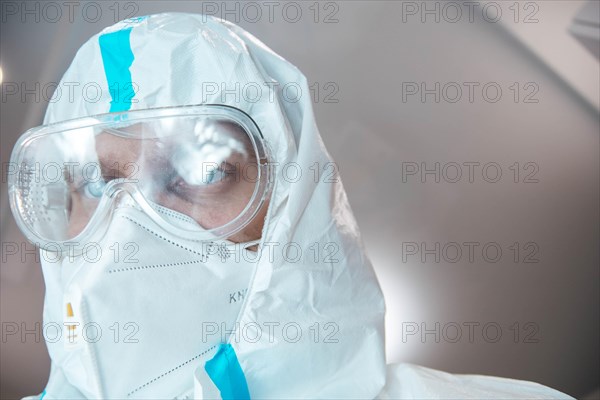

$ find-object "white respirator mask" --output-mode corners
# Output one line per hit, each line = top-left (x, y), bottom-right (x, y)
(39, 203), (261, 399)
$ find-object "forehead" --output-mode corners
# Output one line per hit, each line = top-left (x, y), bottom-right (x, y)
(94, 119), (254, 157)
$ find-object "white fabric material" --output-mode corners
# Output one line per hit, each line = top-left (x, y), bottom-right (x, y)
(194, 364), (220, 400)
(31, 12), (572, 399)
(378, 364), (574, 399)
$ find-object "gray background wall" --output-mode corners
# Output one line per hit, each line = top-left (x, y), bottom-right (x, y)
(1, 1), (598, 398)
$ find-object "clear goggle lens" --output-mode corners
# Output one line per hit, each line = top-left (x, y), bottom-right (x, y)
(9, 106), (270, 247)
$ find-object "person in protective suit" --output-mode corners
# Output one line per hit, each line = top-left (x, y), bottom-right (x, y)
(9, 13), (572, 399)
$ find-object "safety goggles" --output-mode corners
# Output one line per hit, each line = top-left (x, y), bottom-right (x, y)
(8, 105), (272, 250)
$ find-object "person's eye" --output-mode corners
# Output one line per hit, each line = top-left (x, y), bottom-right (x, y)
(81, 179), (107, 198)
(172, 166), (231, 189)
(204, 168), (227, 185)
(167, 163), (235, 201)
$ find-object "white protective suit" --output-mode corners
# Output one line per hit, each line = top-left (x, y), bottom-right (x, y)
(28, 13), (573, 399)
